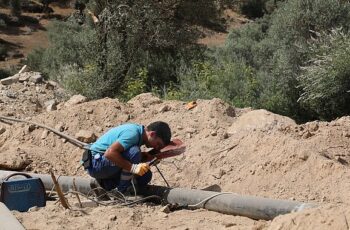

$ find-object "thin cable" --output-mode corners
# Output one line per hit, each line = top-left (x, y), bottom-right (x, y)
(187, 192), (234, 209)
(66, 190), (161, 207)
(130, 175), (137, 197)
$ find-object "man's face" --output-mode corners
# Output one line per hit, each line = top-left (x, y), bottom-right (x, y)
(147, 132), (166, 150)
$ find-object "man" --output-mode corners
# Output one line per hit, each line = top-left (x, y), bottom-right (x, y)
(83, 121), (171, 193)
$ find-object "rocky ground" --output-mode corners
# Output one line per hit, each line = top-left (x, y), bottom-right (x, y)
(1, 72), (350, 229)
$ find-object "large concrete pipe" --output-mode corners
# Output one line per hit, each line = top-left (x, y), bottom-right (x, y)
(141, 185), (316, 220)
(0, 170), (97, 195)
(0, 171), (316, 220)
(0, 202), (25, 230)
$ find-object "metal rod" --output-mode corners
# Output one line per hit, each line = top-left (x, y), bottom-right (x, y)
(154, 165), (170, 187)
(0, 115), (88, 149)
(0, 202), (25, 230)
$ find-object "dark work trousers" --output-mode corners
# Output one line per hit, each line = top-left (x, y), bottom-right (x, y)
(87, 146), (152, 192)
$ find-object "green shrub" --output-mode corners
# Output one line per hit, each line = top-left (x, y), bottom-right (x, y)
(210, 0), (350, 121)
(178, 60), (261, 107)
(26, 1), (205, 99)
(239, 0), (266, 18)
(120, 68), (148, 101)
(0, 18), (6, 28)
(0, 69), (11, 79)
(0, 43), (7, 59)
(298, 28), (350, 120)
(55, 64), (111, 99)
(26, 20), (101, 92)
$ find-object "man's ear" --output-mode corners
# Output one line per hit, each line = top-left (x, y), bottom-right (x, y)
(149, 131), (157, 138)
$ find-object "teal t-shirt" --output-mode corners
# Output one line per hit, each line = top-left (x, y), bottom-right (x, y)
(90, 123), (144, 154)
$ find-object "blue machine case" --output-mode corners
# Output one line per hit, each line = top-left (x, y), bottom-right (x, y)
(0, 173), (46, 212)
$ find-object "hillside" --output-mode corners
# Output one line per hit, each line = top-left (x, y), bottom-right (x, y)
(0, 3), (74, 70)
(0, 2), (245, 72)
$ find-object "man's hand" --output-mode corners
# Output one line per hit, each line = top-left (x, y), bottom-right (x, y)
(130, 163), (150, 176)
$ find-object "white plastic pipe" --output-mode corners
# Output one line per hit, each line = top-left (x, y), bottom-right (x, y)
(0, 202), (25, 230)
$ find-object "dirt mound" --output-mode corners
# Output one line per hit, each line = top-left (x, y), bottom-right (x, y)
(0, 72), (69, 117)
(1, 74), (350, 229)
(268, 205), (350, 230)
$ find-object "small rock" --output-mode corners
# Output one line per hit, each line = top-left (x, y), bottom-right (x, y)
(29, 72), (43, 84)
(18, 74), (31, 82)
(186, 133), (192, 139)
(343, 131), (350, 138)
(222, 132), (229, 139)
(298, 151), (309, 161)
(55, 123), (64, 132)
(159, 204), (171, 214)
(185, 128), (196, 134)
(65, 95), (88, 106)
(94, 126), (103, 133)
(109, 215), (117, 221)
(0, 76), (19, 85)
(46, 81), (57, 90)
(177, 126), (183, 130)
(86, 108), (94, 114)
(0, 126), (6, 135)
(302, 131), (313, 139)
(46, 103), (57, 112)
(6, 91), (17, 99)
(158, 105), (170, 113)
(28, 124), (36, 132)
(224, 223), (236, 228)
(20, 87), (28, 93)
(44, 100), (58, 112)
(75, 130), (97, 143)
(28, 206), (39, 212)
(210, 130), (217, 136)
(309, 122), (319, 132)
(41, 130), (49, 139)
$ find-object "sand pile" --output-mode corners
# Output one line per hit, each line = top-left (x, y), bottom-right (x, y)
(1, 73), (350, 229)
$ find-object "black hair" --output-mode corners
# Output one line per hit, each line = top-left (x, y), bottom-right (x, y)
(147, 121), (171, 145)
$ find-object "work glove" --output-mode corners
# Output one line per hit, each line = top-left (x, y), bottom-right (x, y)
(130, 163), (150, 176)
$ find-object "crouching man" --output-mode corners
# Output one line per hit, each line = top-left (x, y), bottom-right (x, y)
(83, 121), (171, 193)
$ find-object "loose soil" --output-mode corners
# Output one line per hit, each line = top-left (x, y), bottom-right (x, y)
(1, 75), (350, 229)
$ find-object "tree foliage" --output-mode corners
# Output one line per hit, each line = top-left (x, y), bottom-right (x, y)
(178, 0), (350, 121)
(298, 28), (350, 120)
(27, 0), (209, 99)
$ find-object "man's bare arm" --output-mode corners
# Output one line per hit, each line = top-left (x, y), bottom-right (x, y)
(104, 142), (132, 171)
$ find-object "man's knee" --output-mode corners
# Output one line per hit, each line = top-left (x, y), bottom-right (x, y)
(122, 145), (141, 163)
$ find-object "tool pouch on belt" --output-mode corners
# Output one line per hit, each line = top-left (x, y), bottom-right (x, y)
(81, 149), (92, 169)
(0, 173), (46, 212)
